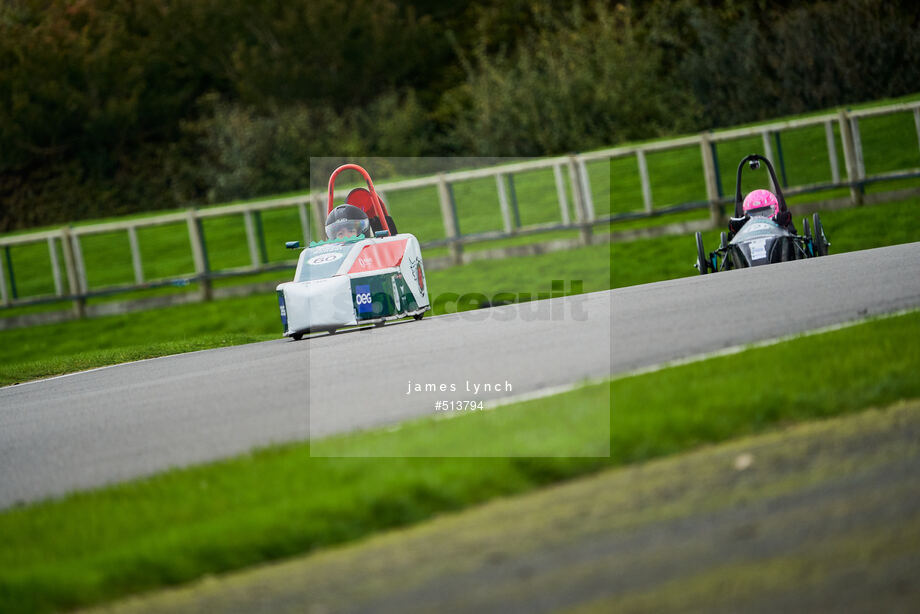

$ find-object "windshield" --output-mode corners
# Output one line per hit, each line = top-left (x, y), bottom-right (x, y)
(746, 205), (774, 218)
(731, 218), (784, 244)
(326, 218), (370, 240)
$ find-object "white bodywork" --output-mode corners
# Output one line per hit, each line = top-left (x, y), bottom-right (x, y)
(281, 275), (357, 333)
(276, 233), (429, 336)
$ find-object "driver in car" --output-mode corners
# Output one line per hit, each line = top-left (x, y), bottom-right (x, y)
(325, 204), (371, 240)
(729, 189), (796, 237)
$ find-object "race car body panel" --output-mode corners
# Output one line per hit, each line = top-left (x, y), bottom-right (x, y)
(277, 233), (429, 337)
(280, 275), (357, 333)
(729, 218), (796, 267)
(348, 239), (409, 273)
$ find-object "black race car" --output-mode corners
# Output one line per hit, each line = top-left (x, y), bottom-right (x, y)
(695, 154), (829, 274)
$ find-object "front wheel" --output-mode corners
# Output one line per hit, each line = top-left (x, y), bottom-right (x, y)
(695, 232), (709, 275)
(813, 213), (829, 256)
(413, 312), (425, 321)
(291, 332), (303, 341)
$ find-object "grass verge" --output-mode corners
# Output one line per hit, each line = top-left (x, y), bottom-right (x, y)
(1, 309), (919, 613)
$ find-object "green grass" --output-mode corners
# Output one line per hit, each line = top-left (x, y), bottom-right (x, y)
(3, 94), (919, 306)
(2, 309), (919, 613)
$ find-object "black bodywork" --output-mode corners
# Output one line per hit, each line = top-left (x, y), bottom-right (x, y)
(695, 154), (830, 274)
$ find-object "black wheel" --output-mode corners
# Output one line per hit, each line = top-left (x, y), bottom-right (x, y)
(801, 217), (813, 257)
(374, 321), (385, 327)
(327, 328), (337, 335)
(695, 232), (708, 275)
(413, 312), (425, 321)
(291, 332), (303, 341)
(813, 213), (828, 256)
(720, 231), (728, 250)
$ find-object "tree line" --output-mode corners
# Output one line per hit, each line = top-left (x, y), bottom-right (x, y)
(1, 0), (918, 230)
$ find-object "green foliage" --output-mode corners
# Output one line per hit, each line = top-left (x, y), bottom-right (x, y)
(765, 0), (920, 114)
(184, 91), (432, 203)
(226, 0), (448, 109)
(642, 0), (920, 126)
(446, 2), (701, 155)
(1, 0), (919, 230)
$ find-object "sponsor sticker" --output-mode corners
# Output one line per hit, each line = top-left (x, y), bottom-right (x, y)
(307, 252), (344, 266)
(355, 284), (372, 314)
(277, 291), (288, 332)
(408, 257), (425, 293)
(750, 238), (768, 260)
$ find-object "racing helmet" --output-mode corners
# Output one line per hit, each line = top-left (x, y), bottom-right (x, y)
(742, 189), (780, 219)
(325, 204), (371, 240)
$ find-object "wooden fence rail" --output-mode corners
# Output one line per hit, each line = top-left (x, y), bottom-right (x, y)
(2, 101), (920, 315)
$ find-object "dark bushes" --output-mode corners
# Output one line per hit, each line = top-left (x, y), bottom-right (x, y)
(1, 0), (918, 230)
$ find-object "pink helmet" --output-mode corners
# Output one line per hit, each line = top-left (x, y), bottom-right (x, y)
(742, 189), (780, 218)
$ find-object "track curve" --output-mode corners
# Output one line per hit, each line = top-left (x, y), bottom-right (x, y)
(1, 241), (919, 508)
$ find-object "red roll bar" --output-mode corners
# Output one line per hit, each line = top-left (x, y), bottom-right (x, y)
(326, 164), (393, 237)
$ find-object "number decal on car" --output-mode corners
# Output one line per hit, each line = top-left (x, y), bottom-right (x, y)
(307, 252), (343, 265)
(750, 239), (768, 260)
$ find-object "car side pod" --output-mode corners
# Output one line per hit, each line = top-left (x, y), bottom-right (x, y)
(280, 276), (358, 335)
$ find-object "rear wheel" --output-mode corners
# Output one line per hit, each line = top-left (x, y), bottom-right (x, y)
(813, 213), (829, 256)
(291, 332), (303, 341)
(413, 312), (425, 321)
(802, 217), (813, 256)
(695, 232), (708, 275)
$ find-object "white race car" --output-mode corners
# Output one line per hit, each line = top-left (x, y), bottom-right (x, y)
(276, 164), (430, 339)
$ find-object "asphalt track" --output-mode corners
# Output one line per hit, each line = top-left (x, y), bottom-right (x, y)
(1, 241), (919, 508)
